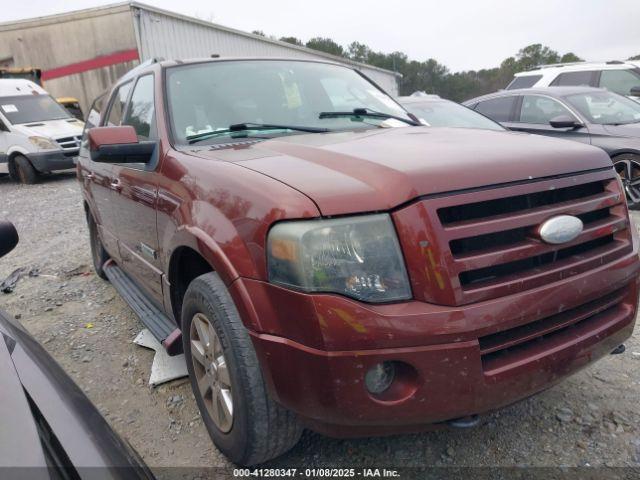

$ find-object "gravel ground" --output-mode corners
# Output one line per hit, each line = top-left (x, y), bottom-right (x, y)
(1, 173), (640, 476)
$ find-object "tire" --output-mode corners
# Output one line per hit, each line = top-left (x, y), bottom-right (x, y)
(14, 155), (38, 184)
(87, 212), (109, 280)
(182, 272), (302, 466)
(613, 154), (640, 210)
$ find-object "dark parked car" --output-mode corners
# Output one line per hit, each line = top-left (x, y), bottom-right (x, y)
(80, 58), (639, 465)
(464, 87), (640, 207)
(0, 221), (154, 479)
(398, 94), (504, 130)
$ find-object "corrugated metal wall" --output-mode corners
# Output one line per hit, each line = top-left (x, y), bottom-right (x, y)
(0, 6), (138, 111)
(132, 7), (399, 95)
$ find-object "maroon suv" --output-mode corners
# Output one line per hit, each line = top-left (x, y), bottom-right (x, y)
(78, 58), (640, 465)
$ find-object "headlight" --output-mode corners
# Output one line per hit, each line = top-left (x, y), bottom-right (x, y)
(28, 136), (58, 150)
(267, 214), (411, 302)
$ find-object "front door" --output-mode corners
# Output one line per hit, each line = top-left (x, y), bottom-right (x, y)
(79, 93), (121, 259)
(110, 74), (164, 304)
(503, 95), (592, 145)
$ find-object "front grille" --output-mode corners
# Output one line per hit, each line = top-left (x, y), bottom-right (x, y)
(439, 181), (605, 225)
(479, 287), (630, 375)
(55, 135), (81, 150)
(397, 169), (633, 306)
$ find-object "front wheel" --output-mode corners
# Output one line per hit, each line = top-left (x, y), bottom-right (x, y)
(14, 155), (39, 184)
(613, 154), (640, 210)
(182, 272), (302, 466)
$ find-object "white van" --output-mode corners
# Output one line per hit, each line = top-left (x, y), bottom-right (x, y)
(0, 79), (84, 183)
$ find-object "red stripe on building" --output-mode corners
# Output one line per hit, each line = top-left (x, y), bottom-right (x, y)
(41, 49), (139, 81)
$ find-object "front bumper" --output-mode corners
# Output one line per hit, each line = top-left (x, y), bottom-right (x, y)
(29, 149), (78, 172)
(233, 249), (640, 437)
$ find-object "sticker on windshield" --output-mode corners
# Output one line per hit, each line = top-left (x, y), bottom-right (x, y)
(1, 104), (18, 113)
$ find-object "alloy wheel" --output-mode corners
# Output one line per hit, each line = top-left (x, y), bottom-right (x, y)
(189, 312), (233, 432)
(614, 158), (640, 207)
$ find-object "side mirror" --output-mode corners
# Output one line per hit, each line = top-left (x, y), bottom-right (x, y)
(0, 221), (19, 259)
(0, 119), (8, 132)
(549, 115), (582, 129)
(630, 86), (640, 97)
(88, 126), (156, 164)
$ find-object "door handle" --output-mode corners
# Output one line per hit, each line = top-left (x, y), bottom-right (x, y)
(110, 178), (122, 192)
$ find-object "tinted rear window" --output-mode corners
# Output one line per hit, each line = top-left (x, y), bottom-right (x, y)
(550, 71), (597, 87)
(474, 96), (517, 122)
(506, 75), (542, 89)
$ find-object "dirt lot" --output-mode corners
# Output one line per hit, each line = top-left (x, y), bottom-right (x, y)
(1, 173), (640, 475)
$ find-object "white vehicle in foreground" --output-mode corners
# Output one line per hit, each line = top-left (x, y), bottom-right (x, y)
(0, 79), (83, 183)
(506, 61), (640, 101)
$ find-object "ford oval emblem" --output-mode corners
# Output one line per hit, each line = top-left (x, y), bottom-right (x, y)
(538, 215), (584, 244)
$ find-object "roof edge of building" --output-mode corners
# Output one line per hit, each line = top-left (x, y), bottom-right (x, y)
(128, 1), (401, 77)
(0, 1), (132, 31)
(0, 1), (401, 78)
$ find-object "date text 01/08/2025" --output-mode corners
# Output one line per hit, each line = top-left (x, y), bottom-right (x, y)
(233, 468), (401, 477)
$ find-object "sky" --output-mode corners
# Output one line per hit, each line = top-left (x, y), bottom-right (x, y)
(2, 0), (639, 72)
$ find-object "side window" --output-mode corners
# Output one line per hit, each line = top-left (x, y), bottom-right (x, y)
(519, 95), (574, 124)
(550, 71), (596, 87)
(104, 81), (133, 127)
(599, 70), (640, 96)
(123, 75), (156, 140)
(474, 96), (517, 122)
(506, 75), (542, 90)
(80, 94), (107, 164)
(85, 94), (106, 130)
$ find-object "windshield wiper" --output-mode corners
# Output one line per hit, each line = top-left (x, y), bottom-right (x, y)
(187, 123), (329, 144)
(318, 108), (420, 126)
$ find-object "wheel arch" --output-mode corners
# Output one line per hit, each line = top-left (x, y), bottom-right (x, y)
(167, 245), (215, 325)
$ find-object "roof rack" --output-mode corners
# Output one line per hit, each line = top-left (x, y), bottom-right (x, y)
(532, 60), (628, 70)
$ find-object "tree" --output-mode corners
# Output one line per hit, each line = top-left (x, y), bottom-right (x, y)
(560, 52), (584, 63)
(515, 44), (560, 70)
(305, 37), (345, 57)
(628, 54), (640, 61)
(252, 30), (265, 37)
(280, 36), (303, 46)
(347, 42), (371, 63)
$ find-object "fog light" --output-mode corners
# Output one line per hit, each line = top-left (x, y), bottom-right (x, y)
(365, 362), (395, 394)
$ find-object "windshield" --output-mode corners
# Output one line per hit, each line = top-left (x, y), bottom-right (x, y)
(564, 91), (640, 125)
(0, 95), (71, 124)
(403, 100), (504, 130)
(166, 60), (412, 145)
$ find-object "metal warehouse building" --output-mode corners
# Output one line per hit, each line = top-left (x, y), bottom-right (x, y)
(0, 2), (400, 111)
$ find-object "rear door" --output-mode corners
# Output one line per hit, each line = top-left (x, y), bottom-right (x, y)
(110, 74), (164, 304)
(504, 94), (591, 144)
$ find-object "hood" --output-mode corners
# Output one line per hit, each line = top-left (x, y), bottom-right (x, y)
(189, 127), (613, 216)
(13, 118), (83, 140)
(602, 121), (640, 137)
